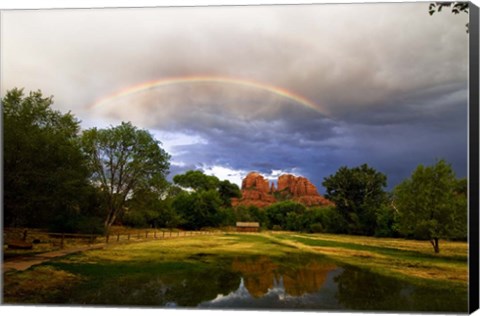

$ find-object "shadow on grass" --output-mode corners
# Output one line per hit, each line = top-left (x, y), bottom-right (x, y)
(279, 235), (467, 263)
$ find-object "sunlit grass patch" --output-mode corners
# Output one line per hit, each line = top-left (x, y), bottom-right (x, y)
(295, 233), (467, 259)
(60, 233), (298, 266)
(271, 232), (468, 288)
(3, 266), (82, 304)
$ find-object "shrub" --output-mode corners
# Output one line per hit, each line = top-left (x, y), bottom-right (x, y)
(272, 225), (282, 231)
(309, 223), (324, 233)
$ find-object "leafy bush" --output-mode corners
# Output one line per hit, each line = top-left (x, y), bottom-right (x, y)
(265, 201), (306, 229)
(49, 211), (105, 235)
(309, 223), (324, 233)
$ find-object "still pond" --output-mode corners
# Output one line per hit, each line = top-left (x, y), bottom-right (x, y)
(48, 254), (466, 312)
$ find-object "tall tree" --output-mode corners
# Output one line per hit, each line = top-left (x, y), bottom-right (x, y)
(265, 201), (306, 230)
(171, 170), (240, 229)
(218, 180), (241, 206)
(392, 159), (467, 253)
(3, 88), (91, 228)
(81, 122), (170, 230)
(322, 164), (388, 235)
(172, 190), (223, 230)
(173, 170), (220, 192)
(173, 170), (240, 206)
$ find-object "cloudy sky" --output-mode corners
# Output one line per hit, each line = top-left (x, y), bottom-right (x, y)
(1, 1), (470, 192)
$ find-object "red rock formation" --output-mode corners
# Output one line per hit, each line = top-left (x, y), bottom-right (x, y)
(277, 174), (334, 207)
(232, 172), (276, 207)
(242, 172), (270, 193)
(278, 174), (319, 196)
(232, 172), (333, 208)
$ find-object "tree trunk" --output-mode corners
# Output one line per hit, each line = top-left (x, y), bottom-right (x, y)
(104, 208), (117, 233)
(430, 238), (440, 253)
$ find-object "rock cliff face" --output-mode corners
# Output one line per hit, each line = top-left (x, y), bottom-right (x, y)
(232, 172), (333, 208)
(232, 172), (276, 208)
(278, 174), (319, 196)
(277, 174), (333, 206)
(241, 172), (270, 194)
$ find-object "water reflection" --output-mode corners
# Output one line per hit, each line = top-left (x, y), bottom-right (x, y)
(196, 255), (466, 312)
(199, 271), (344, 310)
(196, 255), (344, 309)
(59, 253), (466, 312)
(229, 256), (339, 298)
(164, 254), (342, 309)
(334, 267), (467, 312)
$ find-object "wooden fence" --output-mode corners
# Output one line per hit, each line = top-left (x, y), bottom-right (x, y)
(104, 229), (224, 245)
(3, 227), (226, 250)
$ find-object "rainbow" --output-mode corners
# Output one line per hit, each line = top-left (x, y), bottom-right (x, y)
(90, 76), (323, 113)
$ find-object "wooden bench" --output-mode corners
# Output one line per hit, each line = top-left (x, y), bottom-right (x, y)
(6, 239), (33, 250)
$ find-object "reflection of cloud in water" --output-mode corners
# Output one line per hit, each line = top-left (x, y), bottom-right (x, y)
(208, 278), (252, 303)
(230, 256), (338, 298)
(198, 269), (344, 310)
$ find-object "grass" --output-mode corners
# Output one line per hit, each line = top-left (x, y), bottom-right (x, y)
(269, 232), (468, 287)
(2, 231), (468, 309)
(2, 265), (83, 304)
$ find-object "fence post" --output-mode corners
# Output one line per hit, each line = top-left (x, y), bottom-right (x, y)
(117, 233), (120, 242)
(154, 231), (157, 239)
(61, 233), (65, 249)
(106, 234), (109, 244)
(170, 231), (172, 237)
(162, 231), (165, 238)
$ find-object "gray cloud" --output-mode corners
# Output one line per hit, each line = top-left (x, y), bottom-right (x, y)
(1, 3), (469, 190)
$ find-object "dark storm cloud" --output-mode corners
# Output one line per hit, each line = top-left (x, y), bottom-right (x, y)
(335, 82), (468, 126)
(3, 4), (468, 114)
(1, 2), (469, 189)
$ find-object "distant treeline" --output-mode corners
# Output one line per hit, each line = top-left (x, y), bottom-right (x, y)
(3, 89), (467, 253)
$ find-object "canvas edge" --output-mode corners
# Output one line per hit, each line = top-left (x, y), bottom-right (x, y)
(469, 1), (480, 314)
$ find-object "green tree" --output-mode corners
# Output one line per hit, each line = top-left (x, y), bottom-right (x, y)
(173, 170), (240, 206)
(218, 180), (241, 206)
(3, 88), (93, 228)
(171, 170), (240, 229)
(392, 160), (467, 253)
(307, 206), (347, 234)
(173, 170), (219, 191)
(123, 184), (183, 229)
(172, 190), (223, 230)
(81, 122), (170, 231)
(265, 201), (306, 230)
(374, 204), (398, 238)
(322, 164), (388, 235)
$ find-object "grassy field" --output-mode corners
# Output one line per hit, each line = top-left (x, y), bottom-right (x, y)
(272, 232), (468, 285)
(3, 232), (468, 310)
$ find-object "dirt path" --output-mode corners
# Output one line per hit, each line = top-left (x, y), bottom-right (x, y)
(3, 244), (106, 273)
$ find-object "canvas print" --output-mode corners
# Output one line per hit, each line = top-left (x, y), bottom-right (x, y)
(1, 1), (476, 313)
